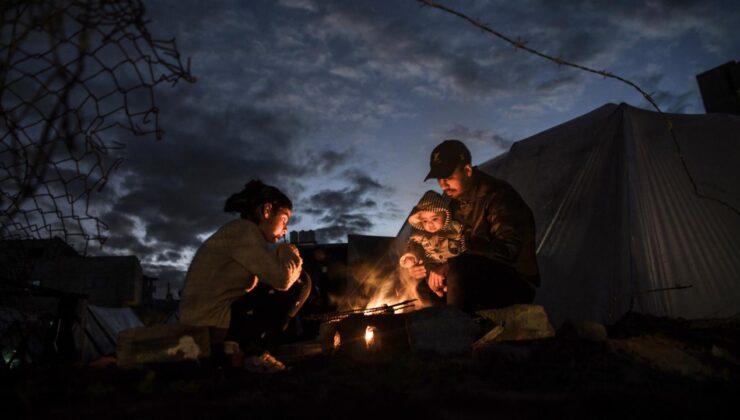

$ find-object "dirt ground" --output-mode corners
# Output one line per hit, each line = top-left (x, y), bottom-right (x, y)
(3, 313), (740, 419)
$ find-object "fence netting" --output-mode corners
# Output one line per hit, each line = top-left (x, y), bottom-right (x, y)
(1, 0), (194, 254)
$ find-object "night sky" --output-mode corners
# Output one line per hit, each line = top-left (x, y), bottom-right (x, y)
(93, 0), (739, 294)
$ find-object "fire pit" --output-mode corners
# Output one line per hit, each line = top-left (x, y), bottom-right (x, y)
(314, 300), (417, 362)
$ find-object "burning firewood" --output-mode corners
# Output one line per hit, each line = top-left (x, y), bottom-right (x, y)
(304, 299), (418, 322)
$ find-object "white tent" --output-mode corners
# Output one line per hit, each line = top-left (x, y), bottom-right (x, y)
(479, 103), (740, 325)
(78, 305), (143, 361)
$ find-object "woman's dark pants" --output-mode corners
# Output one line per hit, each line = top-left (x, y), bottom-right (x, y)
(222, 271), (312, 352)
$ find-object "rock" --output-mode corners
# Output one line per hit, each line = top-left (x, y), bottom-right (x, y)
(557, 319), (608, 341)
(406, 306), (478, 356)
(116, 324), (211, 369)
(473, 324), (505, 347)
(608, 335), (713, 379)
(711, 345), (740, 366)
(476, 304), (555, 342)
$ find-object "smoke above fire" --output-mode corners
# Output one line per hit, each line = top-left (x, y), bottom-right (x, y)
(329, 260), (425, 312)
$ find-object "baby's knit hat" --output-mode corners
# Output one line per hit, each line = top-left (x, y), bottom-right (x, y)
(408, 190), (450, 231)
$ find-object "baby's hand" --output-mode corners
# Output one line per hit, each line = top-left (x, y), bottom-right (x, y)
(407, 264), (427, 280)
(399, 253), (418, 269)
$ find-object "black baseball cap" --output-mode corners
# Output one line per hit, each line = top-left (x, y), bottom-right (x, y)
(424, 139), (471, 181)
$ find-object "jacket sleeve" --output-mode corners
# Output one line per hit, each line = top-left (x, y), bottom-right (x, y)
(229, 225), (302, 291)
(405, 233), (427, 261)
(466, 192), (526, 264)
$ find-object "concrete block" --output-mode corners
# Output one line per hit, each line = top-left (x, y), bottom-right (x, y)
(116, 324), (210, 369)
(476, 304), (555, 342)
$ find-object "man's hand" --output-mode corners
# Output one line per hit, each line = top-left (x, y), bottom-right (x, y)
(427, 263), (449, 297)
(407, 264), (427, 280)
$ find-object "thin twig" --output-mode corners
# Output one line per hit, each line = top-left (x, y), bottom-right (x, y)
(305, 299), (418, 321)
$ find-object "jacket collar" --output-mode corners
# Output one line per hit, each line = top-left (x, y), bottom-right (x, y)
(458, 167), (489, 203)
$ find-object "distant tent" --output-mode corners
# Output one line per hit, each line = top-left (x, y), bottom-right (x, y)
(80, 305), (143, 362)
(163, 309), (180, 325)
(478, 103), (740, 325)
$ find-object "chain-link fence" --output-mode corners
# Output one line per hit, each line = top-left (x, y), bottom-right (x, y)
(1, 0), (194, 369)
(1, 0), (195, 254)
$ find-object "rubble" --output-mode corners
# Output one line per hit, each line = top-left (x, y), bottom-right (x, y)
(608, 335), (714, 380)
(4, 312), (739, 418)
(116, 324), (211, 369)
(476, 304), (556, 342)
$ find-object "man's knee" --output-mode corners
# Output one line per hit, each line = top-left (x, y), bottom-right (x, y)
(295, 271), (312, 298)
(415, 278), (443, 307)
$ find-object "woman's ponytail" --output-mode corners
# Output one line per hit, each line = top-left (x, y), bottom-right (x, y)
(224, 179), (292, 223)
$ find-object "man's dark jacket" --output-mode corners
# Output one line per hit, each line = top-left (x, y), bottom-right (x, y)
(449, 167), (540, 288)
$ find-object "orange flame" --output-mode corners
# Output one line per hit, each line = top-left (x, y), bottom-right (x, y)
(330, 262), (427, 314)
(333, 331), (341, 350)
(362, 269), (423, 312)
(364, 326), (376, 348)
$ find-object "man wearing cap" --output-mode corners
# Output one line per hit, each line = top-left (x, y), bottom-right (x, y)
(408, 139), (540, 312)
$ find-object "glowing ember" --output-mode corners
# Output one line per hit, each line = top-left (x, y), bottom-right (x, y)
(364, 326), (377, 348)
(333, 331), (341, 349)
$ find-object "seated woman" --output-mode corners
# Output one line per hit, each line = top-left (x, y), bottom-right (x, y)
(179, 180), (311, 358)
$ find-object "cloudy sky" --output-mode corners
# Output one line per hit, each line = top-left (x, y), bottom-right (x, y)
(85, 0), (738, 289)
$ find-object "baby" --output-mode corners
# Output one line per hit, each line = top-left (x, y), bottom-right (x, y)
(399, 190), (465, 297)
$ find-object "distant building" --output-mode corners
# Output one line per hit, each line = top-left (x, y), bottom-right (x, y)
(32, 256), (143, 307)
(142, 274), (157, 305)
(295, 242), (348, 301)
(696, 61), (740, 115)
(0, 238), (144, 307)
(290, 229), (317, 244)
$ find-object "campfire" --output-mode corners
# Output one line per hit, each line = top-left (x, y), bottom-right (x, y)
(310, 299), (418, 361)
(305, 262), (430, 360)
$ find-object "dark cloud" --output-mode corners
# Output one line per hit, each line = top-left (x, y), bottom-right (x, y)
(444, 124), (513, 152)
(96, 79), (342, 270)
(93, 211), (157, 259)
(635, 73), (699, 114)
(536, 75), (579, 92)
(104, 135), (296, 246)
(76, 0), (736, 275)
(302, 168), (386, 242)
(308, 148), (354, 173)
(158, 250), (182, 262)
(653, 90), (695, 114)
(314, 214), (374, 242)
(343, 169), (382, 191)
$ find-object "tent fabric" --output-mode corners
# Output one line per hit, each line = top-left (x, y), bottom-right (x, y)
(79, 305), (143, 361)
(163, 310), (180, 325)
(479, 103), (740, 325)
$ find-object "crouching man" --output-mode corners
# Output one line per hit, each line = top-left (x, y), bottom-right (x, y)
(408, 139), (540, 313)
